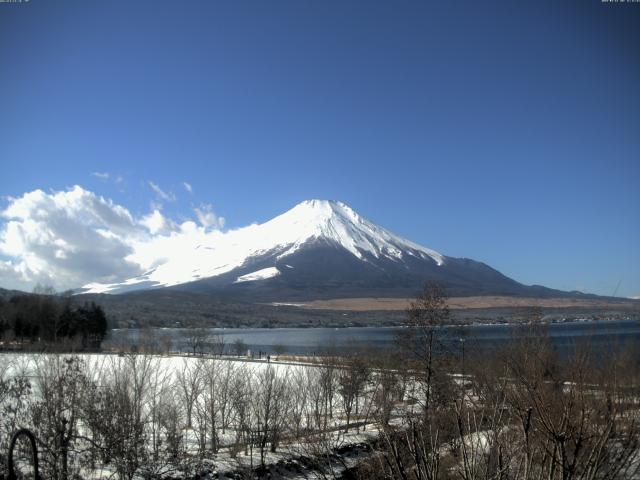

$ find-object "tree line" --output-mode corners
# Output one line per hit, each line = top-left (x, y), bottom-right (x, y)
(0, 287), (108, 350)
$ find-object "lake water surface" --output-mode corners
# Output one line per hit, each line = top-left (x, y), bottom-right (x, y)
(108, 319), (640, 357)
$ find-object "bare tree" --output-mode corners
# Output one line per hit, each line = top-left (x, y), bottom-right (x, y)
(82, 354), (155, 480)
(185, 328), (209, 356)
(209, 333), (225, 356)
(198, 358), (222, 453)
(233, 338), (248, 357)
(337, 352), (370, 432)
(0, 356), (32, 478)
(217, 360), (236, 434)
(140, 358), (175, 478)
(370, 349), (402, 428)
(307, 367), (328, 432)
(252, 364), (291, 468)
(289, 367), (310, 438)
(273, 343), (287, 358)
(176, 358), (203, 429)
(398, 282), (451, 412)
(156, 388), (184, 466)
(229, 365), (253, 459)
(500, 328), (640, 480)
(30, 355), (90, 480)
(375, 283), (454, 480)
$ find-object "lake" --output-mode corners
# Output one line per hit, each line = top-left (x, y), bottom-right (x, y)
(108, 319), (640, 357)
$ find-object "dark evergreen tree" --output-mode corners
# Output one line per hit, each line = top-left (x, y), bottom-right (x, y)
(1, 293), (109, 350)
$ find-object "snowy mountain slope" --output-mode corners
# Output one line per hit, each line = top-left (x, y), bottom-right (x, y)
(80, 199), (564, 300)
(82, 200), (445, 294)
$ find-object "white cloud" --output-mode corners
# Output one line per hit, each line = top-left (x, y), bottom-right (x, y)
(140, 209), (179, 235)
(0, 186), (226, 292)
(0, 186), (141, 290)
(0, 261), (37, 292)
(148, 181), (176, 202)
(93, 172), (125, 186)
(126, 220), (217, 275)
(149, 201), (163, 211)
(182, 182), (193, 193)
(194, 203), (225, 229)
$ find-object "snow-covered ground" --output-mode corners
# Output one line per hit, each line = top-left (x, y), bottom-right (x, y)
(0, 352), (391, 479)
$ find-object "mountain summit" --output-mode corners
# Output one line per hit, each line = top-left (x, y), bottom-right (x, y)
(256, 199), (444, 266)
(81, 200), (569, 300)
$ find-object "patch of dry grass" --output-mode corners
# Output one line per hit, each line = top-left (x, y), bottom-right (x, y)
(292, 296), (640, 311)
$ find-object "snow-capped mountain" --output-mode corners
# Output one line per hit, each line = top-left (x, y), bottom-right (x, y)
(81, 200), (560, 300)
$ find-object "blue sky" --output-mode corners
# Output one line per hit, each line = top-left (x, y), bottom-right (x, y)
(0, 0), (638, 296)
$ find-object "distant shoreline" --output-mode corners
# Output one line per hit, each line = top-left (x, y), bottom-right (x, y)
(111, 316), (639, 332)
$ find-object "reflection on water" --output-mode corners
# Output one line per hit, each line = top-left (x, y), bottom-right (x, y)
(107, 319), (640, 357)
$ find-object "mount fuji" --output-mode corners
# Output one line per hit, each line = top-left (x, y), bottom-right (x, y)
(80, 200), (576, 301)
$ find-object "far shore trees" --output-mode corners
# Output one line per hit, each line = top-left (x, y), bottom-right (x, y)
(0, 288), (108, 350)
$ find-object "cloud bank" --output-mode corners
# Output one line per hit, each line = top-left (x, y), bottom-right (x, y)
(0, 186), (224, 291)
